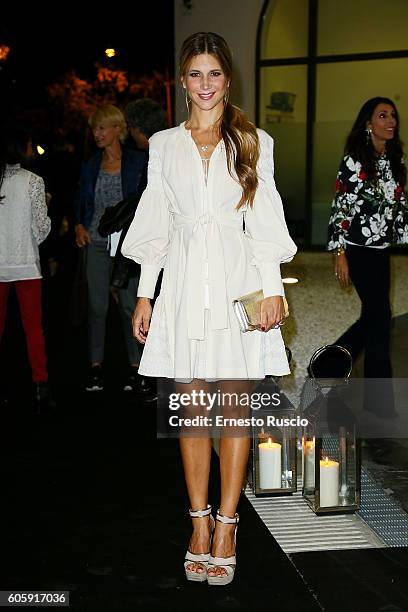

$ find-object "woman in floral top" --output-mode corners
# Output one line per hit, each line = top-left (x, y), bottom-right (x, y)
(327, 97), (408, 414)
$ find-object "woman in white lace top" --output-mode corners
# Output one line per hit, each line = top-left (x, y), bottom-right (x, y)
(0, 127), (51, 402)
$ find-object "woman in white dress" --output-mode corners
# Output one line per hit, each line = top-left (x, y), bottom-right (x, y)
(122, 32), (297, 585)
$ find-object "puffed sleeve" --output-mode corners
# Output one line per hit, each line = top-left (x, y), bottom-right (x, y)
(327, 155), (364, 251)
(244, 130), (297, 297)
(29, 173), (51, 245)
(393, 183), (408, 245)
(121, 138), (171, 298)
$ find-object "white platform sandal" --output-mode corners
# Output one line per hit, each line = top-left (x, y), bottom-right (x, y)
(207, 510), (239, 586)
(184, 504), (215, 582)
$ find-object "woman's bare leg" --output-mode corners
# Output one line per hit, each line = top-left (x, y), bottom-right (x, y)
(178, 379), (212, 574)
(208, 380), (252, 578)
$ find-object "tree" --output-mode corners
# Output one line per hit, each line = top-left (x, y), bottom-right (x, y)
(47, 64), (170, 140)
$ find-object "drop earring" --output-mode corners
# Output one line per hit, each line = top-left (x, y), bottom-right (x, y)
(184, 88), (191, 114)
(366, 127), (372, 145)
(224, 87), (230, 106)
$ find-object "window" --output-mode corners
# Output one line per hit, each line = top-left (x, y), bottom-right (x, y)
(259, 65), (307, 234)
(318, 0), (408, 56)
(258, 0), (408, 246)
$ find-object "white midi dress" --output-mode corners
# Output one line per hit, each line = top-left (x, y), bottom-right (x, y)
(121, 123), (297, 381)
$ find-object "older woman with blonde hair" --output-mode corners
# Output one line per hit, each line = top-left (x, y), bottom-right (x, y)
(74, 104), (147, 392)
(123, 33), (296, 585)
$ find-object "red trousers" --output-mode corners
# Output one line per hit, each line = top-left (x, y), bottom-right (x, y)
(0, 279), (48, 382)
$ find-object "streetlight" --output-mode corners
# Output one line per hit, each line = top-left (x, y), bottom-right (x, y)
(105, 48), (116, 59)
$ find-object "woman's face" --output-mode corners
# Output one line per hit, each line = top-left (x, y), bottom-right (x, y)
(367, 103), (397, 142)
(92, 122), (121, 148)
(182, 53), (229, 112)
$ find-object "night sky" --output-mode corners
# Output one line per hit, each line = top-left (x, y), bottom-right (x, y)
(1, 3), (175, 111)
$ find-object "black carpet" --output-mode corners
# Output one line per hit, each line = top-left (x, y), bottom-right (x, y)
(0, 280), (320, 611)
(291, 548), (408, 612)
(0, 394), (320, 611)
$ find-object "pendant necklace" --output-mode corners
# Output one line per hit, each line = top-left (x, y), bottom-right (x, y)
(198, 128), (214, 156)
(189, 114), (222, 155)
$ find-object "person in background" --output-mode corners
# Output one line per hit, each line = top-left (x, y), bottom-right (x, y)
(125, 98), (168, 151)
(0, 126), (51, 409)
(74, 105), (147, 392)
(97, 99), (168, 397)
(328, 96), (408, 416)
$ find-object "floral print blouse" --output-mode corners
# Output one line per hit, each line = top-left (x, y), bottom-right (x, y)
(327, 155), (408, 250)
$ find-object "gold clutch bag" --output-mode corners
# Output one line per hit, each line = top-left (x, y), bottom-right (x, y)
(232, 289), (289, 333)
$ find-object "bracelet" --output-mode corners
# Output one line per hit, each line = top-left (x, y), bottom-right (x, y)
(335, 247), (345, 256)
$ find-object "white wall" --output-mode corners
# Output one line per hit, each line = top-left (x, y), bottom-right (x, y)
(174, 0), (264, 124)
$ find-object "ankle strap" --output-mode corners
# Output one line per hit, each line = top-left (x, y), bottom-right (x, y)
(216, 510), (239, 525)
(189, 504), (212, 518)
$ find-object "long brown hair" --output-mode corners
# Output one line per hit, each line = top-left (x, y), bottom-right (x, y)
(179, 32), (260, 209)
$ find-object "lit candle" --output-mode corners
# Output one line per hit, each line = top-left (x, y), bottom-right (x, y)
(303, 438), (315, 489)
(319, 457), (339, 507)
(259, 438), (282, 489)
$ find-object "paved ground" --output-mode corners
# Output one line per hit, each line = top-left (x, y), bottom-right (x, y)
(281, 251), (408, 378)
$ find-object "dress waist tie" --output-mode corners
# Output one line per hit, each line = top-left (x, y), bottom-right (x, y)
(172, 212), (242, 340)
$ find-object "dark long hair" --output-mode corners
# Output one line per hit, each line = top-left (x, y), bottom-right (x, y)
(345, 97), (406, 188)
(0, 126), (32, 198)
(179, 32), (260, 209)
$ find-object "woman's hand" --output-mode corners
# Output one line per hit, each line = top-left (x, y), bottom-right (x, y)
(132, 297), (152, 344)
(260, 296), (285, 332)
(334, 252), (351, 288)
(75, 224), (91, 248)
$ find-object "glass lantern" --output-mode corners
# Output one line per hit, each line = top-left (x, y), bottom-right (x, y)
(302, 425), (361, 514)
(300, 344), (360, 514)
(247, 406), (298, 497)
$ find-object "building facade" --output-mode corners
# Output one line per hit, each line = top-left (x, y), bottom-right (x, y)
(175, 0), (408, 246)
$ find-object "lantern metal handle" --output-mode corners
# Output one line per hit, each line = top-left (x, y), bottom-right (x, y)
(308, 344), (352, 390)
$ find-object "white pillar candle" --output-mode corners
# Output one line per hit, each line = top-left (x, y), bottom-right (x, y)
(319, 457), (339, 507)
(303, 439), (315, 489)
(259, 439), (282, 489)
